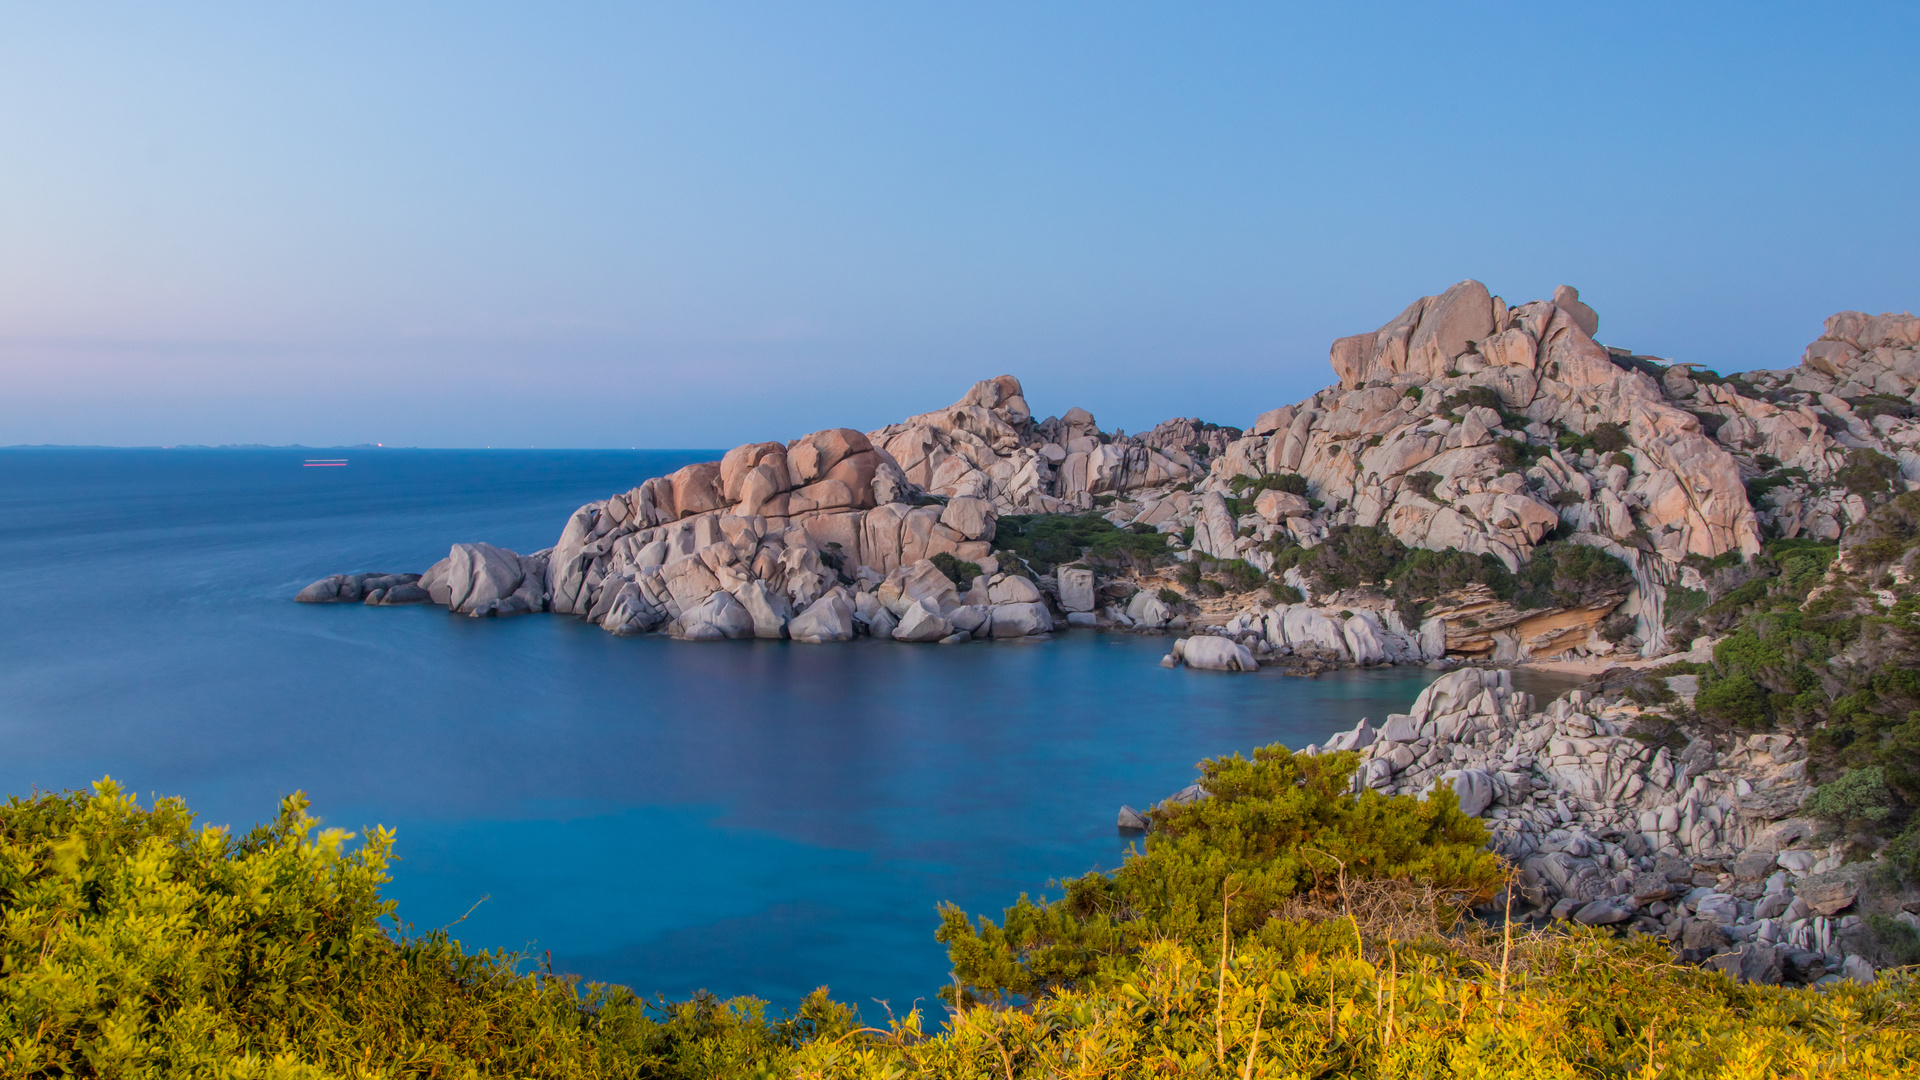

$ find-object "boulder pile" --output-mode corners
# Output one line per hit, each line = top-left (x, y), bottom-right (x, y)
(1297, 669), (1907, 987)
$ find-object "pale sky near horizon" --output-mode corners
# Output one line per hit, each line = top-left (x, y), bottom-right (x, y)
(2, 3), (1916, 448)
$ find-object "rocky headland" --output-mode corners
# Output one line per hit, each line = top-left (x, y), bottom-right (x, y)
(303, 282), (1920, 981)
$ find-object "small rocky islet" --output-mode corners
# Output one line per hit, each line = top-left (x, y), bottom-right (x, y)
(301, 280), (1920, 987)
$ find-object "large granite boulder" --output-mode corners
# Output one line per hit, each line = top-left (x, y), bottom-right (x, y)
(1180, 635), (1257, 672)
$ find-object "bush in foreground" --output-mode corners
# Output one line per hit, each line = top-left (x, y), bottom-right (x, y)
(3, 769), (1918, 1078)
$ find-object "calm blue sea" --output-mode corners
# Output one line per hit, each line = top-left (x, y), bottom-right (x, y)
(0, 448), (1547, 1012)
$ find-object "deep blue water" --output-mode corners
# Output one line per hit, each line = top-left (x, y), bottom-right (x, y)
(0, 447), (1462, 1011)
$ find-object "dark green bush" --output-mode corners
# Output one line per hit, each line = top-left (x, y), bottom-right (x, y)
(1508, 541), (1635, 611)
(1696, 671), (1773, 728)
(1803, 766), (1896, 827)
(1386, 547), (1510, 624)
(929, 552), (983, 588)
(1405, 472), (1443, 500)
(1437, 386), (1502, 419)
(993, 514), (1169, 572)
(1838, 448), (1902, 497)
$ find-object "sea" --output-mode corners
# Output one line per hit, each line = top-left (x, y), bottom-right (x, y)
(0, 447), (1575, 1012)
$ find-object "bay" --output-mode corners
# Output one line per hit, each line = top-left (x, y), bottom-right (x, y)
(0, 448), (1556, 1009)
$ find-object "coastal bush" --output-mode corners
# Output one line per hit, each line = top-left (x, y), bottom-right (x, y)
(1508, 541), (1635, 612)
(1839, 448), (1902, 497)
(1273, 525), (1410, 593)
(1405, 471), (1443, 500)
(1803, 766), (1896, 827)
(934, 745), (1502, 1004)
(1225, 473), (1320, 517)
(1267, 530), (1632, 627)
(1385, 547), (1510, 624)
(1554, 421), (1629, 457)
(7, 778), (1920, 1078)
(1226, 472), (1308, 498)
(0, 780), (635, 1077)
(929, 552), (983, 589)
(993, 514), (1168, 572)
(1436, 386), (1502, 420)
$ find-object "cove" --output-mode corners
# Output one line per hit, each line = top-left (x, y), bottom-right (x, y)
(0, 448), (1521, 1008)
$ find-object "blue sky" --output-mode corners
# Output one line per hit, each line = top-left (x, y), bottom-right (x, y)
(2, 3), (1915, 447)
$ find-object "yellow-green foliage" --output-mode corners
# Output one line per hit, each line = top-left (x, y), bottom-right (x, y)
(0, 779), (853, 1079)
(3, 773), (1918, 1079)
(788, 935), (1920, 1078)
(937, 746), (1503, 1003)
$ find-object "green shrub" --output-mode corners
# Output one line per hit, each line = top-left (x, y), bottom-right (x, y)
(1848, 394), (1917, 422)
(1696, 671), (1772, 728)
(1493, 436), (1546, 469)
(1861, 914), (1920, 967)
(929, 552), (983, 588)
(1405, 472), (1443, 500)
(1590, 423), (1629, 452)
(1803, 766), (1896, 827)
(1437, 386), (1502, 419)
(1386, 547), (1510, 624)
(935, 745), (1501, 1003)
(1887, 820), (1920, 878)
(993, 514), (1169, 572)
(1268, 581), (1303, 604)
(1556, 421), (1630, 457)
(1746, 468), (1807, 506)
(1157, 587), (1183, 606)
(1214, 559), (1267, 592)
(1287, 524), (1408, 593)
(1838, 448), (1902, 497)
(0, 780), (858, 1078)
(1508, 541), (1635, 612)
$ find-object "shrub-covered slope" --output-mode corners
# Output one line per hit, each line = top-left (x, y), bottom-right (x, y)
(4, 773), (1916, 1078)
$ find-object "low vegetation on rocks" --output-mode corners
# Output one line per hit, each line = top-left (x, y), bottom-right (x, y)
(991, 512), (1169, 573)
(1661, 493), (1920, 878)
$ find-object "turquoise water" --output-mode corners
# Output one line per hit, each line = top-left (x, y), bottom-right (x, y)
(0, 448), (1442, 1009)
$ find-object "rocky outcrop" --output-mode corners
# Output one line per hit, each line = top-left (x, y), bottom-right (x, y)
(300, 284), (1920, 670)
(1074, 284), (1920, 665)
(1300, 670), (1904, 987)
(295, 572), (429, 606)
(297, 378), (1136, 644)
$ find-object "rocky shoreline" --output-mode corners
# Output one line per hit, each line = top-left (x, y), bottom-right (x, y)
(300, 282), (1919, 675)
(299, 281), (1920, 982)
(1119, 661), (1919, 989)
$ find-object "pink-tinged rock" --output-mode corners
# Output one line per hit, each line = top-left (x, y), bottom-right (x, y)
(1254, 489), (1311, 522)
(668, 462), (725, 519)
(1552, 285), (1599, 338)
(1406, 280), (1496, 376)
(719, 442), (786, 502)
(940, 496), (995, 541)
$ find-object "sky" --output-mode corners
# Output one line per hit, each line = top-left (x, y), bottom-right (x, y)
(2, 3), (1916, 448)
